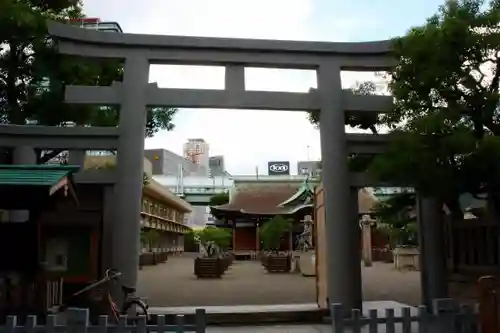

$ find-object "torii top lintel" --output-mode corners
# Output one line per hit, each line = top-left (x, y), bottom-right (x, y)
(47, 21), (396, 71)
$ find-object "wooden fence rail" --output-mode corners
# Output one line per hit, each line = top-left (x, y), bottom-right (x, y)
(0, 308), (207, 333)
(331, 298), (478, 333)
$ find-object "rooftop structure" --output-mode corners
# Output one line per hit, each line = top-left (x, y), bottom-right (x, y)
(69, 18), (123, 33)
(144, 148), (207, 176)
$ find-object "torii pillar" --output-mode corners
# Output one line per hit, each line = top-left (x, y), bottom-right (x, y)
(318, 61), (363, 312)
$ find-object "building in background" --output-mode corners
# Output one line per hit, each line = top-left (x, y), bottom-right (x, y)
(144, 149), (207, 176)
(145, 148), (210, 228)
(209, 155), (226, 177)
(183, 139), (210, 175)
(297, 160), (322, 177)
(267, 161), (290, 176)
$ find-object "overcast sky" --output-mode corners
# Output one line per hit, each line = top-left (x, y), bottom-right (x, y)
(82, 0), (444, 175)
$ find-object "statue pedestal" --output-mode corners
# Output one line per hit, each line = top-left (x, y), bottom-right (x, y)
(299, 251), (316, 277)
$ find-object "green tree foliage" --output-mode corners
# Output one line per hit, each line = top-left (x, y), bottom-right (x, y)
(259, 216), (292, 251)
(183, 230), (198, 252)
(0, 0), (177, 163)
(369, 0), (500, 217)
(209, 192), (229, 206)
(195, 227), (232, 257)
(373, 192), (418, 247)
(309, 81), (381, 134)
(140, 229), (160, 250)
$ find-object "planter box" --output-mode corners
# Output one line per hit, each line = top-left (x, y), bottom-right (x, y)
(263, 253), (291, 273)
(140, 252), (155, 266)
(194, 257), (224, 278)
(156, 252), (168, 263)
(219, 252), (234, 271)
(393, 247), (419, 270)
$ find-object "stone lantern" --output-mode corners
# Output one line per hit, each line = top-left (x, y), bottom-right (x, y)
(360, 214), (375, 267)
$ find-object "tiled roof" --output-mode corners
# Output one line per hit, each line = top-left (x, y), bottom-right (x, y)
(214, 184), (301, 215)
(212, 183), (378, 216)
(0, 164), (78, 186)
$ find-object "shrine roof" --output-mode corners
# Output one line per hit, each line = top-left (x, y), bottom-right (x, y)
(211, 184), (306, 215)
(278, 179), (314, 207)
(0, 164), (80, 209)
(0, 164), (79, 187)
(211, 182), (378, 217)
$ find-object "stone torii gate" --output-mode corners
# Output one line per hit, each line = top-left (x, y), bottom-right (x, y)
(47, 22), (446, 312)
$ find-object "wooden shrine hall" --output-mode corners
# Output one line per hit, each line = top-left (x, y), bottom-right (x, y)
(210, 180), (379, 259)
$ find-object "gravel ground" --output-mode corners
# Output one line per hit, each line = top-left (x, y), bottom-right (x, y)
(137, 255), (421, 307)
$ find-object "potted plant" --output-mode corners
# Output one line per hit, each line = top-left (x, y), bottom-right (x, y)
(147, 229), (161, 265)
(194, 227), (232, 278)
(139, 229), (154, 266)
(211, 228), (233, 269)
(375, 193), (419, 270)
(139, 229), (161, 266)
(259, 216), (292, 273)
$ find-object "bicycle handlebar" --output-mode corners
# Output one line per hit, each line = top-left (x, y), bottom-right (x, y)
(104, 268), (122, 280)
(71, 269), (122, 297)
(48, 269), (124, 315)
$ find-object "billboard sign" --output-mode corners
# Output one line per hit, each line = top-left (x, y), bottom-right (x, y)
(268, 161), (290, 175)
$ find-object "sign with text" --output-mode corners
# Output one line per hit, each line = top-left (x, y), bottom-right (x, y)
(268, 161), (290, 175)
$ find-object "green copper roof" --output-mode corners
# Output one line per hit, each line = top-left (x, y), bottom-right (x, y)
(278, 178), (314, 207)
(0, 164), (79, 186)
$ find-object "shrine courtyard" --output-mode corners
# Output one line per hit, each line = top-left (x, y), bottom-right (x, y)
(137, 255), (421, 307)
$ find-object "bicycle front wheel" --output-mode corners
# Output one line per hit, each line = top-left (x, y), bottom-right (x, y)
(123, 299), (149, 319)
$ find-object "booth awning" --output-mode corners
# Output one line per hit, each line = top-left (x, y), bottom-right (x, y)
(0, 164), (79, 209)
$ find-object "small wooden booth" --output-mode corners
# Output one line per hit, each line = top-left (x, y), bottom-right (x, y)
(0, 164), (80, 318)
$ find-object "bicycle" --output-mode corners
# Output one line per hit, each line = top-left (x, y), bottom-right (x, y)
(49, 268), (149, 322)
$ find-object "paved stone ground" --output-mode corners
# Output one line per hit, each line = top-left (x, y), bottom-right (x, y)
(205, 324), (416, 332)
(206, 325), (333, 332)
(137, 256), (421, 307)
(206, 323), (423, 332)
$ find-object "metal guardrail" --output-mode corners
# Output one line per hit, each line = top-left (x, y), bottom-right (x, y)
(168, 187), (228, 195)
